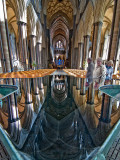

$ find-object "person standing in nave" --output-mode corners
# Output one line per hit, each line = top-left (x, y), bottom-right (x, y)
(86, 58), (95, 86)
(93, 57), (106, 89)
(105, 60), (113, 85)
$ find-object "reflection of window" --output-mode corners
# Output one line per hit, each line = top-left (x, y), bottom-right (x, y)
(55, 59), (64, 65)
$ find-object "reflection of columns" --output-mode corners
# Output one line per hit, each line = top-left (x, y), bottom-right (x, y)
(30, 35), (36, 69)
(94, 121), (110, 146)
(92, 22), (103, 61)
(18, 21), (28, 70)
(80, 78), (86, 95)
(36, 42), (42, 69)
(99, 93), (112, 123)
(87, 83), (94, 104)
(30, 36), (39, 97)
(78, 43), (83, 69)
(33, 78), (39, 95)
(70, 77), (74, 94)
(84, 104), (97, 129)
(22, 79), (33, 130)
(24, 79), (32, 103)
(39, 77), (44, 90)
(108, 0), (119, 61)
(82, 35), (90, 69)
(76, 78), (81, 90)
(0, 0), (20, 140)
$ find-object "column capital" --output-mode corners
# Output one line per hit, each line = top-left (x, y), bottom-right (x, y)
(84, 35), (90, 38)
(29, 35), (36, 38)
(36, 42), (42, 45)
(93, 21), (103, 26)
(78, 42), (84, 45)
(17, 21), (27, 26)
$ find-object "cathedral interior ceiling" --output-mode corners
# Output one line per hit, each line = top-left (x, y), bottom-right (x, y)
(6, 1), (18, 37)
(47, 0), (73, 28)
(5, 0), (114, 46)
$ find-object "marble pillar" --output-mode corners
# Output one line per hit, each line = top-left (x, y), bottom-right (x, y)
(30, 35), (36, 69)
(75, 47), (79, 69)
(99, 42), (104, 58)
(87, 83), (95, 105)
(82, 35), (90, 69)
(0, 0), (21, 141)
(76, 78), (81, 90)
(92, 22), (103, 61)
(80, 78), (86, 95)
(36, 42), (42, 69)
(78, 43), (83, 69)
(108, 0), (119, 61)
(18, 21), (28, 70)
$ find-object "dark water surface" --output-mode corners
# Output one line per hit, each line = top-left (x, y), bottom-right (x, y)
(19, 75), (112, 160)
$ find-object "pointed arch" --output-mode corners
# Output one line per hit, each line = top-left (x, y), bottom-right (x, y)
(83, 1), (94, 36)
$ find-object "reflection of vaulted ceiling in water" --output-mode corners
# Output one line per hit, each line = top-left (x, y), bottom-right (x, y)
(22, 108), (95, 160)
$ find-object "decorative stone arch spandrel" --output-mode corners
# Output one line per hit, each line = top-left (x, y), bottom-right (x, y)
(93, 0), (112, 23)
(74, 29), (79, 48)
(36, 20), (42, 43)
(83, 1), (94, 36)
(27, 3), (37, 36)
(15, 0), (27, 23)
(77, 19), (84, 43)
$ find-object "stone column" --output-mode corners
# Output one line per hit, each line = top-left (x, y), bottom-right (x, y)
(87, 83), (95, 104)
(29, 35), (36, 69)
(75, 47), (78, 69)
(80, 78), (86, 95)
(42, 48), (45, 69)
(18, 21), (28, 70)
(39, 77), (44, 90)
(30, 35), (39, 96)
(0, 32), (6, 73)
(34, 41), (42, 112)
(92, 22), (103, 61)
(99, 93), (112, 123)
(108, 0), (119, 61)
(88, 23), (102, 105)
(108, 0), (120, 72)
(22, 78), (33, 131)
(78, 43), (83, 69)
(82, 35), (90, 69)
(99, 42), (104, 58)
(72, 48), (75, 69)
(76, 78), (81, 90)
(0, 0), (20, 141)
(36, 42), (42, 69)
